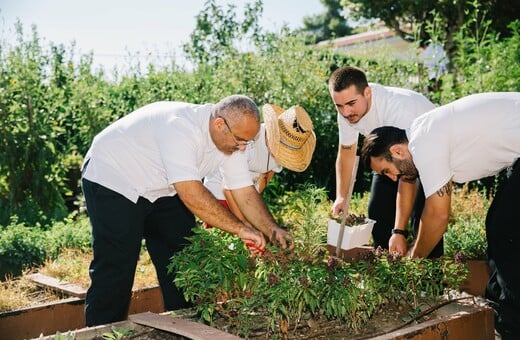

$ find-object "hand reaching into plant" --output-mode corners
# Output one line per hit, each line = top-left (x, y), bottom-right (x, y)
(237, 224), (266, 255)
(270, 227), (294, 250)
(389, 234), (408, 256)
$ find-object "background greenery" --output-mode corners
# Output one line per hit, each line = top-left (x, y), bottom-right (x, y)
(0, 0), (518, 278)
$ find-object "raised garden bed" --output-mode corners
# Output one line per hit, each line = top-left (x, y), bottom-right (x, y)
(0, 273), (164, 340)
(33, 300), (494, 340)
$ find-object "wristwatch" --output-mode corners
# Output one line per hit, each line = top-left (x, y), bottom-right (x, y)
(391, 229), (409, 237)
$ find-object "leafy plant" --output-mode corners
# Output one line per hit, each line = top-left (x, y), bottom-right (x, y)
(445, 186), (489, 260)
(102, 326), (134, 340)
(169, 187), (468, 338)
(0, 217), (49, 278)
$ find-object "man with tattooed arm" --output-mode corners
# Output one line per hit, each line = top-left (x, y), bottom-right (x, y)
(360, 92), (520, 339)
(328, 66), (441, 257)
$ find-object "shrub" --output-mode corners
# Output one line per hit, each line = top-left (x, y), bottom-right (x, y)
(0, 217), (49, 278)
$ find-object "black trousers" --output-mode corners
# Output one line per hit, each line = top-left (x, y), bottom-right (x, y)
(82, 178), (195, 327)
(367, 172), (444, 258)
(485, 160), (520, 339)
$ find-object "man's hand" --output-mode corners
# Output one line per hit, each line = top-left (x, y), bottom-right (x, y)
(237, 224), (266, 255)
(389, 234), (408, 256)
(270, 227), (294, 250)
(331, 197), (347, 216)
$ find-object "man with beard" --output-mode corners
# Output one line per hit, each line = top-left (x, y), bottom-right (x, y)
(328, 66), (439, 256)
(360, 92), (520, 339)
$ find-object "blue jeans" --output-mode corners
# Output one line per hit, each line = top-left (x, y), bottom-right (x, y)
(81, 178), (195, 326)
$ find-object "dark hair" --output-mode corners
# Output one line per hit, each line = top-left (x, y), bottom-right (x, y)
(328, 66), (369, 94)
(361, 126), (408, 169)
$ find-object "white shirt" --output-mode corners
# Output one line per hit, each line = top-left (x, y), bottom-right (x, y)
(82, 101), (253, 203)
(338, 83), (436, 145)
(204, 124), (283, 199)
(408, 92), (520, 198)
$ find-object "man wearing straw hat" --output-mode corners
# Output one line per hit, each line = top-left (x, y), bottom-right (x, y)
(328, 66), (441, 257)
(204, 104), (316, 226)
(81, 95), (293, 327)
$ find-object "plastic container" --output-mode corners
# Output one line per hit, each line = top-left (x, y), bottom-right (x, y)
(327, 218), (375, 250)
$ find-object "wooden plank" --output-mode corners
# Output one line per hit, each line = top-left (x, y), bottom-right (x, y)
(371, 304), (495, 340)
(129, 312), (242, 340)
(26, 273), (87, 298)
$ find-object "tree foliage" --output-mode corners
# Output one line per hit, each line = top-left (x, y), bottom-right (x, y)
(0, 0), (518, 227)
(302, 0), (353, 43)
(341, 0), (520, 58)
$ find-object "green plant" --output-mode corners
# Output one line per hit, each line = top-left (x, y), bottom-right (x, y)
(445, 217), (487, 260)
(102, 326), (134, 340)
(445, 186), (489, 260)
(0, 217), (49, 278)
(169, 188), (468, 338)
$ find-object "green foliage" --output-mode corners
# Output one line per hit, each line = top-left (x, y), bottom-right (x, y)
(0, 0), (518, 236)
(46, 213), (92, 257)
(445, 218), (488, 260)
(102, 326), (134, 340)
(167, 227), (257, 323)
(341, 0), (519, 56)
(0, 217), (49, 278)
(0, 213), (91, 278)
(301, 0), (353, 43)
(183, 0), (265, 66)
(169, 187), (467, 337)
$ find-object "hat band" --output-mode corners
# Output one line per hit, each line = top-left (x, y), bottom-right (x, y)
(279, 135), (304, 150)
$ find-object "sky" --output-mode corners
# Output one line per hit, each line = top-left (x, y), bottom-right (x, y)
(0, 0), (325, 72)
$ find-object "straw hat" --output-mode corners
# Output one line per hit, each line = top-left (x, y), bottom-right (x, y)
(263, 104), (316, 172)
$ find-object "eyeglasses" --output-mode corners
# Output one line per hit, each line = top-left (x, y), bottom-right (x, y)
(219, 116), (255, 147)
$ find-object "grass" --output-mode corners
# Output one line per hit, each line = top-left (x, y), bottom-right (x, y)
(0, 248), (158, 312)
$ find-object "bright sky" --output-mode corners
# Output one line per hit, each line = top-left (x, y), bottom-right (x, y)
(0, 0), (325, 71)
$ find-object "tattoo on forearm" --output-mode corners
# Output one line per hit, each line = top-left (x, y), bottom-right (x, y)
(436, 183), (452, 197)
(341, 144), (354, 150)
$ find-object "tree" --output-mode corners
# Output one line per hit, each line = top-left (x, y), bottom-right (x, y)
(301, 0), (353, 43)
(182, 0), (265, 66)
(340, 0), (520, 59)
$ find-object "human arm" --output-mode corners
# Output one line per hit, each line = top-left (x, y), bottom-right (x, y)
(331, 142), (358, 216)
(222, 170), (275, 227)
(410, 181), (452, 258)
(230, 185), (293, 250)
(389, 179), (417, 255)
(174, 180), (266, 250)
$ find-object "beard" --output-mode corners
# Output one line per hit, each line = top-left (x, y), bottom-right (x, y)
(393, 157), (419, 182)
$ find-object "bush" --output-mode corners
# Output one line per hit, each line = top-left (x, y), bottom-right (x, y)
(0, 218), (49, 278)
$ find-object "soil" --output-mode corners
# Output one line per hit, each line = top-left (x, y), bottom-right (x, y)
(171, 292), (487, 339)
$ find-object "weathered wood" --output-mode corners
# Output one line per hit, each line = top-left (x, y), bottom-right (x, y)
(129, 312), (243, 340)
(26, 273), (87, 298)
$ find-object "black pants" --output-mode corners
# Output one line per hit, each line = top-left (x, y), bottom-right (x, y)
(485, 160), (520, 339)
(367, 173), (443, 258)
(82, 178), (195, 327)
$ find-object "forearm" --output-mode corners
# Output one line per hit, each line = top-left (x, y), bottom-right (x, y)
(394, 180), (417, 230)
(410, 219), (447, 258)
(335, 145), (356, 200)
(174, 180), (244, 235)
(410, 186), (451, 258)
(223, 188), (250, 226)
(231, 186), (278, 237)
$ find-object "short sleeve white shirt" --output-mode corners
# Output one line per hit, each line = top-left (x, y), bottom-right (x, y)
(338, 83), (436, 145)
(408, 92), (520, 198)
(82, 101), (253, 203)
(204, 124), (282, 198)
